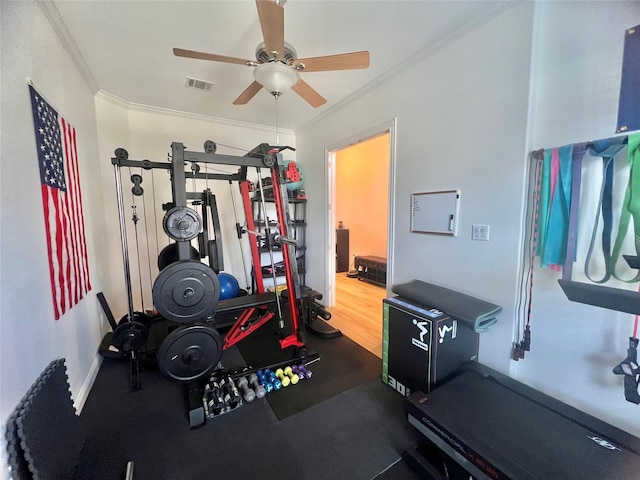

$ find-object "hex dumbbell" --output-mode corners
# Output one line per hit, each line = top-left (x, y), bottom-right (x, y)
(249, 373), (266, 398)
(291, 365), (305, 381)
(283, 366), (300, 385)
(274, 368), (291, 387)
(236, 376), (256, 402)
(265, 369), (283, 390)
(257, 370), (274, 393)
(297, 364), (312, 379)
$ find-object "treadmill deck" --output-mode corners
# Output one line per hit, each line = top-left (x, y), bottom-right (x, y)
(405, 364), (640, 480)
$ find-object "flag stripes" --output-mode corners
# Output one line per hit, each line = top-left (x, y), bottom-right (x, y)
(29, 85), (91, 319)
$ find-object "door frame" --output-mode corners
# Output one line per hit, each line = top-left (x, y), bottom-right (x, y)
(324, 118), (397, 306)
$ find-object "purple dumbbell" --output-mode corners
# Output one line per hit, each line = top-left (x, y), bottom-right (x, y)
(291, 365), (305, 381)
(297, 364), (312, 379)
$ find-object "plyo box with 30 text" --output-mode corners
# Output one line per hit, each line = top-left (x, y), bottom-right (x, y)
(382, 297), (479, 396)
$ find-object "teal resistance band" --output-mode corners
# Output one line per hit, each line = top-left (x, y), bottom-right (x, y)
(542, 144), (573, 269)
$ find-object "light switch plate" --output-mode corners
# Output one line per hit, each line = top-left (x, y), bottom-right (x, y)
(472, 224), (489, 241)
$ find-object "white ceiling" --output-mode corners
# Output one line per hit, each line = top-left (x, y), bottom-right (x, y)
(50, 0), (512, 131)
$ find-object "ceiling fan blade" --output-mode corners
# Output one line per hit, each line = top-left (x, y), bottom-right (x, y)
(292, 80), (327, 108)
(293, 51), (370, 72)
(233, 81), (263, 105)
(255, 0), (285, 59)
(173, 48), (254, 66)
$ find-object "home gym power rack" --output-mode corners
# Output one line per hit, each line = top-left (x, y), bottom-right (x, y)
(110, 141), (326, 401)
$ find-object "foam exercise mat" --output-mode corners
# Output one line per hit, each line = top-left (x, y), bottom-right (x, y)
(236, 324), (382, 419)
(392, 279), (502, 332)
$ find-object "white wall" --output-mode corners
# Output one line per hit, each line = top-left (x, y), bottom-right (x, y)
(517, 1), (640, 435)
(299, 2), (534, 371)
(0, 1), (109, 476)
(93, 93), (132, 322)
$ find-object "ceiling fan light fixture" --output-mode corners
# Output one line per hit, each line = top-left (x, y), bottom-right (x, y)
(253, 62), (299, 97)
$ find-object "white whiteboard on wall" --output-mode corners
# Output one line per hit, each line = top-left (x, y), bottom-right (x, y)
(411, 189), (460, 235)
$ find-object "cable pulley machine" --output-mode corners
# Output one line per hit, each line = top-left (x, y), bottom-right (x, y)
(110, 141), (310, 386)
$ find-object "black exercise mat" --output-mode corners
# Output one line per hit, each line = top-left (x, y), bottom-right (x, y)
(278, 379), (421, 480)
(77, 349), (304, 480)
(236, 324), (382, 419)
(78, 345), (421, 479)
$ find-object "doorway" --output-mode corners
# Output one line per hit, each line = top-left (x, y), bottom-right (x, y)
(324, 120), (396, 357)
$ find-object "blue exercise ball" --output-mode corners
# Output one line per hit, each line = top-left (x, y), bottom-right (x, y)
(218, 272), (239, 300)
(284, 160), (304, 191)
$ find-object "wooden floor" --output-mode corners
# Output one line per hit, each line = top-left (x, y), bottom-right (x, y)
(326, 273), (387, 358)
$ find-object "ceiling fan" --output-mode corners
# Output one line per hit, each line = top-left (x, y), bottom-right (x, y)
(173, 0), (370, 108)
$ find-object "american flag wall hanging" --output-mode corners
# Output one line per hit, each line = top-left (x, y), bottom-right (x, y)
(28, 85), (92, 320)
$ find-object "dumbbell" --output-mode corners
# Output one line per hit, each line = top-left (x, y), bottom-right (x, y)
(206, 380), (224, 416)
(236, 376), (256, 403)
(257, 370), (273, 393)
(220, 376), (241, 410)
(274, 368), (291, 387)
(249, 373), (266, 398)
(291, 365), (306, 381)
(283, 366), (300, 385)
(290, 365), (303, 381)
(203, 384), (216, 416)
(264, 369), (283, 390)
(297, 364), (313, 379)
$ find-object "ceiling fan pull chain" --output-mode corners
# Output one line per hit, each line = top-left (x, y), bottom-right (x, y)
(275, 97), (280, 144)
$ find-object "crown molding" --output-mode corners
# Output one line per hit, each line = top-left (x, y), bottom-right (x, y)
(95, 90), (130, 109)
(37, 0), (99, 94)
(94, 90), (294, 136)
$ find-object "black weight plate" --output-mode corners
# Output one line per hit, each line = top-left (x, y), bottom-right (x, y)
(163, 206), (201, 241)
(112, 321), (148, 352)
(157, 324), (222, 382)
(152, 261), (220, 323)
(157, 243), (200, 270)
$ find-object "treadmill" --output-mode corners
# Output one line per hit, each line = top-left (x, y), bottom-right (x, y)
(405, 363), (640, 480)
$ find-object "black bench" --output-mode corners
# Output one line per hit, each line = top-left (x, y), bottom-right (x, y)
(354, 255), (387, 287)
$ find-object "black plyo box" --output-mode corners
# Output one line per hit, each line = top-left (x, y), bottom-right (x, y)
(382, 296), (479, 396)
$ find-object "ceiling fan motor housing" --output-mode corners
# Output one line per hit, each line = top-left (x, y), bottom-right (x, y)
(255, 41), (298, 65)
